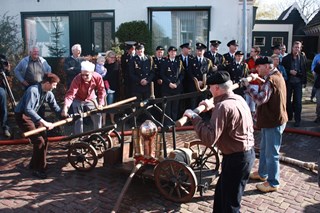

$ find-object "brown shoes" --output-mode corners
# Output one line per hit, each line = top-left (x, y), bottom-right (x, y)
(256, 182), (279, 193)
(249, 171), (267, 181)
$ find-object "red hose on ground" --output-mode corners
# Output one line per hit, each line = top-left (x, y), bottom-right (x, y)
(0, 125), (319, 146)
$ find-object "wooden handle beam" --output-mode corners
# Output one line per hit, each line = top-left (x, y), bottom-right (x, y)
(22, 96), (137, 138)
(176, 76), (265, 127)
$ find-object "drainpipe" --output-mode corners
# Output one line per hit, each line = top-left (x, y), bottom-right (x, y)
(243, 0), (248, 57)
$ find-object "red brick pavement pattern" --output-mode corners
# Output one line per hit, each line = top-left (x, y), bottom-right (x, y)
(0, 130), (319, 213)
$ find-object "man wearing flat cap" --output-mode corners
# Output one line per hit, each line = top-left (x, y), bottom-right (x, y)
(188, 42), (214, 108)
(204, 40), (225, 71)
(223, 39), (239, 71)
(128, 42), (155, 101)
(184, 70), (255, 212)
(227, 50), (248, 97)
(160, 46), (184, 121)
(152, 45), (165, 98)
(62, 61), (106, 134)
(242, 56), (288, 193)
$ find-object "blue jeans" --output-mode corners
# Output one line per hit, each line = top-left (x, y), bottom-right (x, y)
(107, 92), (114, 105)
(286, 82), (302, 122)
(0, 87), (9, 131)
(258, 123), (286, 187)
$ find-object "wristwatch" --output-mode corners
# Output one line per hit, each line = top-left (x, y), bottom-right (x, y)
(191, 113), (198, 120)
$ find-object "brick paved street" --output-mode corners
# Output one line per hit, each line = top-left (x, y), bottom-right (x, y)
(1, 87), (320, 212)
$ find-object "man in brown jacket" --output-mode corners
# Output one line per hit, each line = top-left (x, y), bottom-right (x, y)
(184, 71), (255, 212)
(243, 56), (288, 193)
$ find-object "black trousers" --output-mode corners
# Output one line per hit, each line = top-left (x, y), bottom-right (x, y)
(213, 149), (255, 213)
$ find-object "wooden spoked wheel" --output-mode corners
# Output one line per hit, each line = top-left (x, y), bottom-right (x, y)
(189, 140), (220, 172)
(87, 134), (110, 158)
(154, 159), (197, 202)
(68, 142), (98, 171)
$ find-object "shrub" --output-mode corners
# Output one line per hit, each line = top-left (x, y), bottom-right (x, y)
(115, 21), (152, 54)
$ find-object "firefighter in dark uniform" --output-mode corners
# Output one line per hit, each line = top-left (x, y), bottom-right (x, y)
(204, 40), (225, 71)
(128, 42), (155, 101)
(160, 46), (184, 121)
(188, 42), (214, 109)
(227, 50), (248, 97)
(223, 39), (239, 71)
(121, 41), (136, 99)
(152, 46), (165, 98)
(178, 42), (194, 116)
(178, 43), (194, 93)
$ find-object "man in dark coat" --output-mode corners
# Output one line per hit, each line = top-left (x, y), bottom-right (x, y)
(223, 40), (239, 71)
(160, 46), (184, 121)
(204, 40), (225, 71)
(282, 41), (307, 127)
(128, 42), (155, 101)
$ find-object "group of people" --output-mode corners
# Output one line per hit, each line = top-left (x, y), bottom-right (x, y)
(0, 38), (318, 212)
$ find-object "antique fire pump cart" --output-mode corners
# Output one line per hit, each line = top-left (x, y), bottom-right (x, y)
(99, 92), (221, 210)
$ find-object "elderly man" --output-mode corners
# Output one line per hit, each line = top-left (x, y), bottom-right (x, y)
(243, 56), (288, 193)
(14, 46), (51, 88)
(184, 71), (255, 212)
(64, 44), (84, 89)
(62, 61), (106, 134)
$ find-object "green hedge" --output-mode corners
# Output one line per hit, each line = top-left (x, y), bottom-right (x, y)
(115, 21), (152, 55)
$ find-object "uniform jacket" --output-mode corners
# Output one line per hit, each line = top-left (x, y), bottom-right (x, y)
(121, 52), (134, 82)
(223, 52), (235, 71)
(128, 55), (155, 92)
(204, 51), (225, 70)
(228, 61), (248, 84)
(188, 57), (214, 87)
(160, 57), (184, 94)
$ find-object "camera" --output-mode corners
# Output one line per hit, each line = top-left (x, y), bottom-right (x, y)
(0, 54), (9, 72)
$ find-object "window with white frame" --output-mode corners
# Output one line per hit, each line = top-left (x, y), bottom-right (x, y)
(150, 9), (209, 51)
(24, 15), (70, 57)
(271, 37), (283, 46)
(253, 36), (265, 46)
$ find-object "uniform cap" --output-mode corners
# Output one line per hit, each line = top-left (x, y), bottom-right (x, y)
(210, 40), (221, 46)
(135, 42), (145, 50)
(180, 43), (191, 49)
(235, 51), (244, 55)
(255, 56), (273, 65)
(156, 46), (164, 51)
(124, 41), (137, 48)
(206, 71), (230, 85)
(227, 40), (239, 47)
(196, 42), (207, 50)
(81, 61), (95, 72)
(168, 46), (177, 52)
